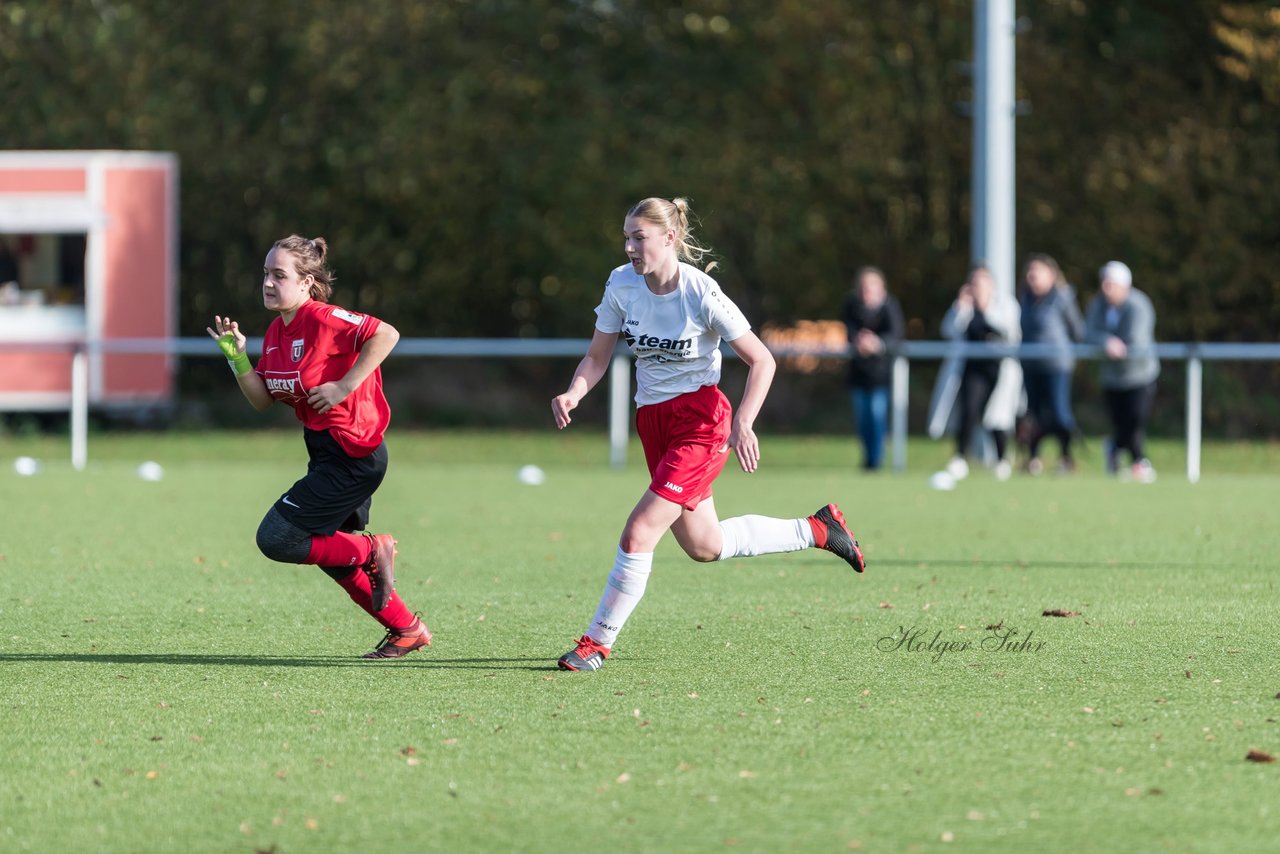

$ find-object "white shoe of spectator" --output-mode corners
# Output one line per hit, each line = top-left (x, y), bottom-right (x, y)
(1131, 459), (1157, 484)
(994, 460), (1012, 481)
(946, 456), (970, 481)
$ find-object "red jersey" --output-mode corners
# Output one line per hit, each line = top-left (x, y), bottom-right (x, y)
(255, 300), (391, 458)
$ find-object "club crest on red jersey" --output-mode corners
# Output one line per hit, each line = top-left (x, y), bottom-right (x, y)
(291, 338), (305, 362)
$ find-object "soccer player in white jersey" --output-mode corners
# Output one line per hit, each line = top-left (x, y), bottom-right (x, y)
(551, 197), (866, 672)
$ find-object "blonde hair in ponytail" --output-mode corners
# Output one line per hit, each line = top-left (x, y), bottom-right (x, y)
(626, 197), (718, 272)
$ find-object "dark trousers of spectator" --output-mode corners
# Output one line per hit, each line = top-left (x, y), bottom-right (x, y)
(1103, 381), (1157, 464)
(956, 367), (1007, 461)
(1024, 368), (1077, 460)
(850, 385), (889, 470)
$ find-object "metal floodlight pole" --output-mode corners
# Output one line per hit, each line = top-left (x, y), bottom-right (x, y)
(972, 0), (1017, 301)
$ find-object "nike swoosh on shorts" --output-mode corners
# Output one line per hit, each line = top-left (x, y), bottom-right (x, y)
(281, 495), (301, 508)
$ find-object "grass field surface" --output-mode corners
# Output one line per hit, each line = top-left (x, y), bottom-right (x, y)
(2, 430), (1278, 852)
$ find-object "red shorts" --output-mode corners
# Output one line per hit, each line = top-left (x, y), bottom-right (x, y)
(636, 384), (732, 510)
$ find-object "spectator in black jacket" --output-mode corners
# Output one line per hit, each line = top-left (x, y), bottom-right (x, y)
(1019, 253), (1085, 474)
(840, 266), (904, 471)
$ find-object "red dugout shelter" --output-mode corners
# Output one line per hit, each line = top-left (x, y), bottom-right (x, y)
(0, 151), (178, 413)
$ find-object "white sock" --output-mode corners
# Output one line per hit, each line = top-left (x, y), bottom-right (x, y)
(717, 515), (815, 560)
(585, 547), (653, 647)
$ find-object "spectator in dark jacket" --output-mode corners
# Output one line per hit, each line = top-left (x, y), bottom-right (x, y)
(1019, 253), (1085, 474)
(1085, 260), (1160, 483)
(840, 266), (904, 471)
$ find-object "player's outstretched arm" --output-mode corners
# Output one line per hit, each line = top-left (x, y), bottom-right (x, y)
(552, 329), (620, 430)
(724, 331), (776, 473)
(306, 322), (400, 414)
(207, 316), (273, 411)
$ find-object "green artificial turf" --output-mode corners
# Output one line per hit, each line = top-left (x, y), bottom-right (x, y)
(1, 430), (1277, 852)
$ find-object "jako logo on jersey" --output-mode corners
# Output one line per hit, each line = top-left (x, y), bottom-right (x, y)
(664, 481), (684, 494)
(291, 338), (305, 362)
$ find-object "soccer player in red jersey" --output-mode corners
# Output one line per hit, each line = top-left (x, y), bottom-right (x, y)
(207, 235), (431, 659)
(550, 199), (867, 672)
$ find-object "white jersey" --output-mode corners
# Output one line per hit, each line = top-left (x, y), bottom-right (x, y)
(594, 262), (752, 406)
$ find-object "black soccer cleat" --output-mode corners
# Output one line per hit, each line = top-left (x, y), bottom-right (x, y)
(361, 532), (398, 611)
(361, 615), (432, 659)
(809, 503), (866, 573)
(557, 635), (610, 672)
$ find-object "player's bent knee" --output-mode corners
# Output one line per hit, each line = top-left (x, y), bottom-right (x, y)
(617, 533), (647, 555)
(618, 524), (668, 555)
(684, 544), (720, 563)
(256, 508), (312, 564)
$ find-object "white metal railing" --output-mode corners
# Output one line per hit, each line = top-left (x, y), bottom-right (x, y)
(779, 339), (1280, 484)
(3, 338), (1279, 481)
(886, 340), (1280, 484)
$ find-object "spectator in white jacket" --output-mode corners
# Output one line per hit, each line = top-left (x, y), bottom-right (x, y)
(940, 263), (1022, 481)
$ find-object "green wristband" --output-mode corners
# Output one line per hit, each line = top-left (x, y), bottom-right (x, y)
(215, 334), (252, 376)
(227, 351), (252, 376)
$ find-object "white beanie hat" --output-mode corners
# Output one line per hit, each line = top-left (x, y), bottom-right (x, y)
(1099, 260), (1132, 287)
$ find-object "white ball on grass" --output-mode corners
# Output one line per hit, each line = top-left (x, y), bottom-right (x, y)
(137, 460), (165, 482)
(13, 456), (41, 477)
(517, 464), (545, 486)
(928, 470), (956, 491)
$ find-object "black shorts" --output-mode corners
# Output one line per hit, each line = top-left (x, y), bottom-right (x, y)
(273, 429), (389, 536)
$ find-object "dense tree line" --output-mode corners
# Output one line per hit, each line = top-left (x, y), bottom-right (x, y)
(2, 1), (1276, 431)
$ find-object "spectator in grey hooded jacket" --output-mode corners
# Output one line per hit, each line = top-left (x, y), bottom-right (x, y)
(1084, 260), (1159, 482)
(1019, 253), (1084, 474)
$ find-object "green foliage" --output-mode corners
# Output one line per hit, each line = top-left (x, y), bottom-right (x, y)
(2, 1), (1276, 346)
(1015, 1), (1280, 343)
